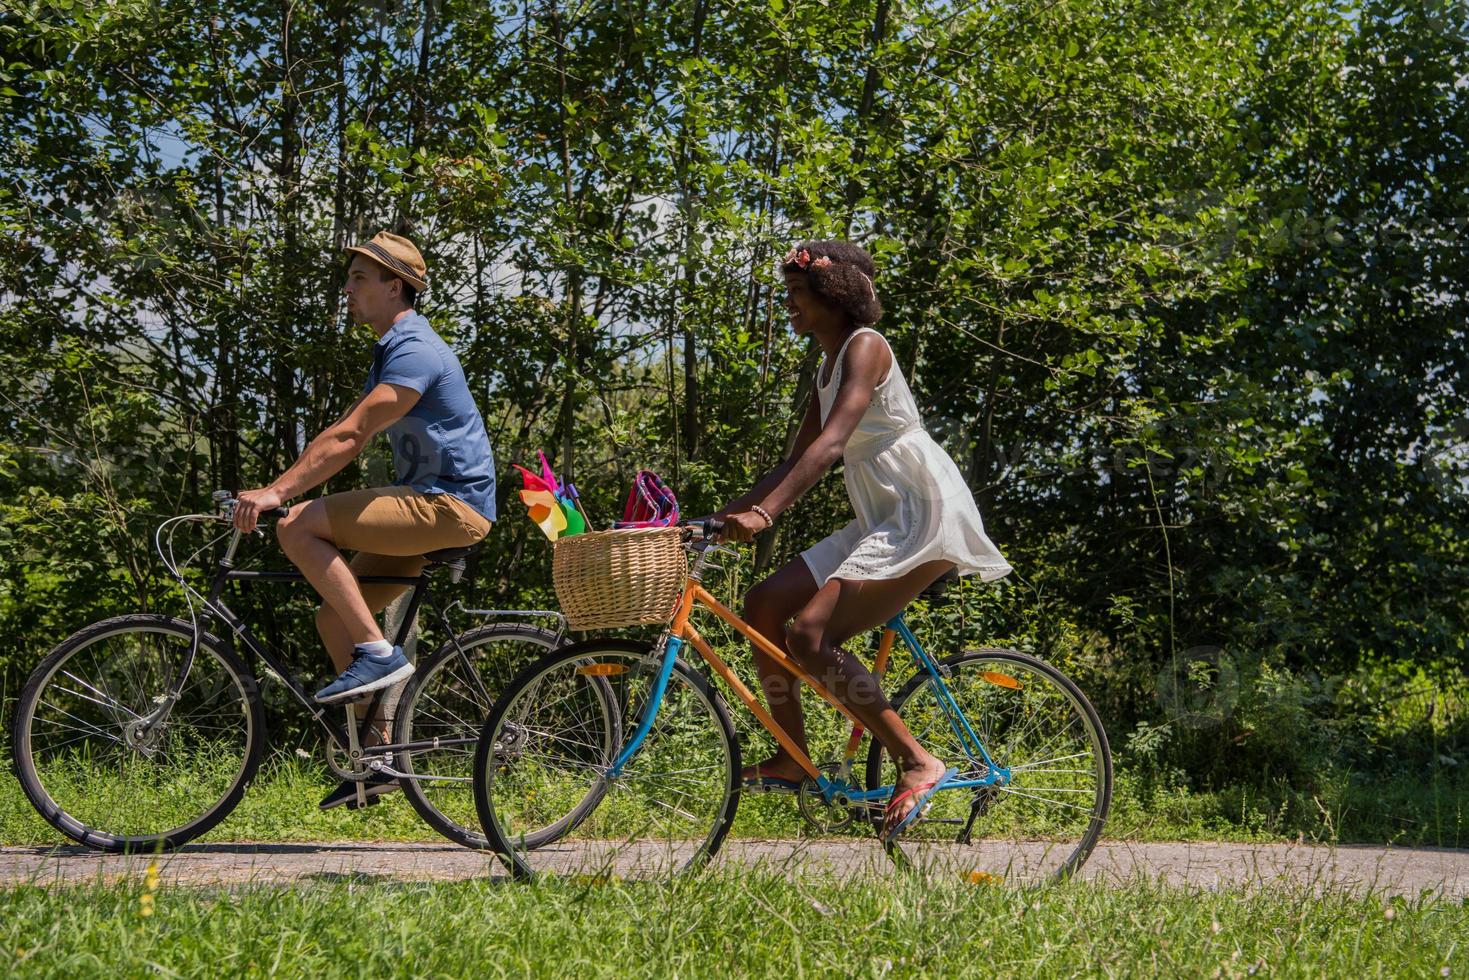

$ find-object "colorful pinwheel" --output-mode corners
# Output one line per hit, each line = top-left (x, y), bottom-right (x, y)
(514, 451), (590, 540)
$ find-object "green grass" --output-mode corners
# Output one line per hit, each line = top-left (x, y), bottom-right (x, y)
(0, 870), (1464, 977)
(1105, 766), (1468, 847)
(2, 751), (1463, 848)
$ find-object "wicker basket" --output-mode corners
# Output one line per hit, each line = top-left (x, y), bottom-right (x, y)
(552, 526), (688, 630)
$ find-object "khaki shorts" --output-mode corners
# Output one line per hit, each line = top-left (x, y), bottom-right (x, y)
(323, 486), (492, 613)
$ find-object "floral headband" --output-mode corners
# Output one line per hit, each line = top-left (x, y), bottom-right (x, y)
(782, 246), (818, 270)
(781, 246), (874, 300)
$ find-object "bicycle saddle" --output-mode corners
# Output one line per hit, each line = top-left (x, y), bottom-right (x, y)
(919, 568), (959, 601)
(422, 542), (484, 565)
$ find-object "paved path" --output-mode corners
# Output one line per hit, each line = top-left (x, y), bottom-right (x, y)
(1, 840), (1466, 896)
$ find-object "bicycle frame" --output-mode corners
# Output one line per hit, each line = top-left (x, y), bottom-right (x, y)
(163, 523), (500, 773)
(610, 552), (1011, 807)
(198, 568), (441, 761)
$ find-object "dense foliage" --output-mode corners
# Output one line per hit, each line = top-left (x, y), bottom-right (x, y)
(2, 0), (1465, 799)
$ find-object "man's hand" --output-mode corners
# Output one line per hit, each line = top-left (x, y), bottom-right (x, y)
(233, 486), (286, 532)
(718, 510), (768, 543)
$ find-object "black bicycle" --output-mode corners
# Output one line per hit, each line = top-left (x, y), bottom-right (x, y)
(10, 490), (614, 852)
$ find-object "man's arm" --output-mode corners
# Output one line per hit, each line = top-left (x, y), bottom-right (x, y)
(232, 383), (421, 531)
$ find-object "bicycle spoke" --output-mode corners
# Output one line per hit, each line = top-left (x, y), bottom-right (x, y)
(875, 650), (1110, 883)
(414, 692), (484, 735)
(17, 620), (258, 848)
(992, 786), (1098, 813)
(1006, 751), (1093, 772)
(35, 702), (125, 743)
(58, 672), (143, 719)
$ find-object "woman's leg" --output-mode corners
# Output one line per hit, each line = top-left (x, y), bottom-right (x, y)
(739, 558), (822, 783)
(784, 559), (957, 826)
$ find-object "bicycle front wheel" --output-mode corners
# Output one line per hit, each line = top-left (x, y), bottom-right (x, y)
(866, 648), (1111, 883)
(11, 614), (263, 851)
(394, 622), (583, 849)
(474, 639), (741, 879)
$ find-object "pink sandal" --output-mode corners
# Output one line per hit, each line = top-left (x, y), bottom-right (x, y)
(882, 768), (958, 842)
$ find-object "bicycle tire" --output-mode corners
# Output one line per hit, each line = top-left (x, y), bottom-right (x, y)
(474, 638), (741, 879)
(865, 647), (1112, 882)
(394, 622), (607, 849)
(11, 614), (265, 852)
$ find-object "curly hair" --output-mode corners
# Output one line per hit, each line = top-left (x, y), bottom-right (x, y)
(780, 239), (882, 326)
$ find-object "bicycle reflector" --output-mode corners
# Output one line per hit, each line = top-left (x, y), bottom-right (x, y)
(576, 663), (629, 677)
(980, 671), (1021, 689)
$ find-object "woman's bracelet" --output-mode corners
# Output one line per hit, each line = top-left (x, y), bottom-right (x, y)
(750, 504), (774, 528)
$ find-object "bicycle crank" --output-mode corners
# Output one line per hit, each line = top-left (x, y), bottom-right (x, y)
(797, 762), (862, 833)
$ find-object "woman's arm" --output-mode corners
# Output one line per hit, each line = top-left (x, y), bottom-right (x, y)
(716, 393), (823, 516)
(720, 333), (890, 542)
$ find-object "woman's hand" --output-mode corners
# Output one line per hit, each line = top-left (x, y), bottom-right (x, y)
(718, 510), (769, 543)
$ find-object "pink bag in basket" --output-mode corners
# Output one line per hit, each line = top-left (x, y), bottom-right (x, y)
(613, 470), (680, 528)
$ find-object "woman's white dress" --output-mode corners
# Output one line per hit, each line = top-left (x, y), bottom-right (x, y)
(799, 328), (1013, 586)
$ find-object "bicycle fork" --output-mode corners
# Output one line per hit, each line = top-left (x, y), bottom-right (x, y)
(143, 525), (247, 740)
(605, 635), (682, 778)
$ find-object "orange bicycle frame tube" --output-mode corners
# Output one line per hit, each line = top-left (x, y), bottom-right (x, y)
(667, 580), (881, 782)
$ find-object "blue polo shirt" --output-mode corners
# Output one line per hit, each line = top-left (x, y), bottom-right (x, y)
(365, 313), (497, 521)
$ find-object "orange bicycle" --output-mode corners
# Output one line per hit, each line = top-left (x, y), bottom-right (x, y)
(473, 520), (1111, 881)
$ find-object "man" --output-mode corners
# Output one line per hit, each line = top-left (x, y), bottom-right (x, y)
(233, 230), (497, 809)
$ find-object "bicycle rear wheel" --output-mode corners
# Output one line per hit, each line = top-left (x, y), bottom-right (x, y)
(474, 639), (741, 879)
(395, 622), (605, 850)
(11, 614), (263, 851)
(866, 648), (1111, 883)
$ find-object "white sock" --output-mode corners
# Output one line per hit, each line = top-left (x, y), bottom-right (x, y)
(356, 639), (395, 661)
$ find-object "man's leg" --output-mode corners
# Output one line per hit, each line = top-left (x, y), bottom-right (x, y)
(278, 501), (384, 648)
(300, 486), (488, 807)
(315, 552), (426, 745)
(314, 552), (427, 674)
(281, 486), (489, 704)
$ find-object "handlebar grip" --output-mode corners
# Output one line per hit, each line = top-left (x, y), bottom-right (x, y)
(216, 490), (289, 521)
(680, 518), (726, 542)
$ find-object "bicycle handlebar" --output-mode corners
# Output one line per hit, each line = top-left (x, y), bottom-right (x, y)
(212, 490), (290, 521)
(681, 518), (726, 543)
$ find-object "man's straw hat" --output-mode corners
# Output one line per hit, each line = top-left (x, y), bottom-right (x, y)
(345, 231), (429, 292)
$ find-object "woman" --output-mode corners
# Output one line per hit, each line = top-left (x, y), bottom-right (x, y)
(715, 240), (1013, 837)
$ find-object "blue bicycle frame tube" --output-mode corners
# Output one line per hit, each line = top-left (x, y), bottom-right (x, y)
(845, 773), (1003, 803)
(888, 616), (1000, 774)
(607, 636), (682, 776)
